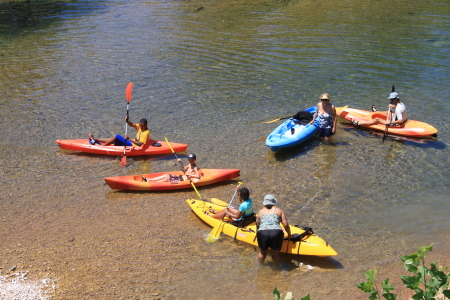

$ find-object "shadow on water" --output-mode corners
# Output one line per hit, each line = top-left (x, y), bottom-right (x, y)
(0, 0), (106, 37)
(268, 138), (319, 162)
(341, 124), (446, 149)
(105, 179), (242, 202)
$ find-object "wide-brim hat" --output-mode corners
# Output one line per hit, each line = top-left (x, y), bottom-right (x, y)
(263, 194), (277, 206)
(319, 93), (330, 100)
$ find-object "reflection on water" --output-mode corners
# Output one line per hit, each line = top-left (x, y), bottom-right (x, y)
(1, 0), (450, 298)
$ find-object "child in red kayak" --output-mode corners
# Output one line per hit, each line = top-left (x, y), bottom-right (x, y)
(142, 153), (201, 182)
(88, 116), (150, 147)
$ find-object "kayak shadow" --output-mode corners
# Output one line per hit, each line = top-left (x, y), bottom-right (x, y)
(267, 138), (320, 162)
(342, 124), (446, 149)
(245, 242), (342, 272)
(104, 178), (242, 202)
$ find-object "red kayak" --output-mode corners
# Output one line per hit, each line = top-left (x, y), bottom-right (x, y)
(56, 139), (188, 156)
(104, 169), (240, 191)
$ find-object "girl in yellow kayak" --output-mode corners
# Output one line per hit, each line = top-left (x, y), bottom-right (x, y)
(209, 187), (255, 228)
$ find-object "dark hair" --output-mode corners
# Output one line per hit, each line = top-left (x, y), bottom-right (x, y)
(139, 118), (148, 125)
(238, 187), (250, 201)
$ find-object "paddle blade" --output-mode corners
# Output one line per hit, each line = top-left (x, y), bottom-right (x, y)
(391, 85), (395, 92)
(120, 155), (127, 167)
(126, 82), (133, 103)
(210, 198), (228, 207)
(206, 221), (223, 243)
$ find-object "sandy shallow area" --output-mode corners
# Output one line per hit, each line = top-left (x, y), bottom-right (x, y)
(1, 172), (449, 300)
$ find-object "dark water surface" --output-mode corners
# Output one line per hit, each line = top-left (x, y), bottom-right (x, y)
(1, 0), (449, 298)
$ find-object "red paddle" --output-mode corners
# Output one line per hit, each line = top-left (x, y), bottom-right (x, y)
(121, 82), (133, 166)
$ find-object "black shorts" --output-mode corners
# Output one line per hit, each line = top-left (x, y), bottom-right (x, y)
(256, 229), (284, 251)
(317, 127), (333, 137)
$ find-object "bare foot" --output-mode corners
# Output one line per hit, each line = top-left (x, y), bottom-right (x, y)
(371, 105), (377, 112)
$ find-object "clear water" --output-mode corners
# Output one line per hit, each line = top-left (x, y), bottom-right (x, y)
(1, 0), (449, 298)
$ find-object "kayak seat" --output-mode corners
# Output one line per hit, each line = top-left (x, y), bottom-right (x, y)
(371, 112), (388, 120)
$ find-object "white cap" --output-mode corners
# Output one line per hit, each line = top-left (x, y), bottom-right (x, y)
(388, 92), (399, 99)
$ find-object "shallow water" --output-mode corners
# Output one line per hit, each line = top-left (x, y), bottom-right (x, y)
(1, 0), (450, 299)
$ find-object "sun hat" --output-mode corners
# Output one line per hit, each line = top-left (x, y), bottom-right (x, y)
(263, 194), (277, 206)
(187, 153), (196, 160)
(319, 93), (330, 100)
(388, 92), (399, 99)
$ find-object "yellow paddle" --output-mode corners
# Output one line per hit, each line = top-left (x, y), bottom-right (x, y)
(261, 116), (291, 124)
(206, 182), (242, 243)
(261, 106), (348, 124)
(164, 136), (203, 199)
(210, 198), (228, 206)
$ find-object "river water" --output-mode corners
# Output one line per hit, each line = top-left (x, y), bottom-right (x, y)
(1, 0), (449, 299)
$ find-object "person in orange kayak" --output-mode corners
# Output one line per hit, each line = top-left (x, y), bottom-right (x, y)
(88, 116), (150, 147)
(142, 153), (201, 182)
(209, 186), (255, 228)
(256, 194), (291, 265)
(308, 93), (337, 141)
(351, 92), (407, 127)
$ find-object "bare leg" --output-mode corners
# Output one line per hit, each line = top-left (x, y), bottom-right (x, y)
(271, 250), (280, 265)
(352, 117), (389, 126)
(210, 207), (240, 219)
(89, 132), (117, 146)
(258, 249), (268, 264)
(147, 174), (171, 182)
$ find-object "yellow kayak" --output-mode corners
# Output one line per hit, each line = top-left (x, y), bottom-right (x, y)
(186, 199), (337, 257)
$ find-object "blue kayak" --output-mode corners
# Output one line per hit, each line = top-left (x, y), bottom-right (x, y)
(265, 106), (319, 152)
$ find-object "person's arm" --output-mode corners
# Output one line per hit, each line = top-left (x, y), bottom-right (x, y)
(309, 104), (319, 124)
(186, 166), (201, 179)
(126, 137), (144, 147)
(125, 116), (134, 128)
(280, 209), (291, 239)
(227, 207), (243, 220)
(391, 108), (407, 125)
(331, 105), (337, 134)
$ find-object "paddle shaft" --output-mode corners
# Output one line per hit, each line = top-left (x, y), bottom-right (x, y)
(261, 116), (291, 124)
(121, 82), (133, 166)
(382, 109), (391, 142)
(207, 182), (242, 242)
(164, 136), (202, 199)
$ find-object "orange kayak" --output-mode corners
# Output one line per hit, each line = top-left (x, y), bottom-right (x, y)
(104, 169), (240, 191)
(336, 107), (438, 137)
(56, 139), (188, 156)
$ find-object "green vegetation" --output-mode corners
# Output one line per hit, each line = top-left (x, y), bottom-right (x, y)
(357, 244), (450, 300)
(272, 287), (310, 300)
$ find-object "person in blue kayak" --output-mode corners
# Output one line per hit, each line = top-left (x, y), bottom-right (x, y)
(256, 194), (291, 265)
(351, 92), (407, 127)
(88, 116), (150, 147)
(308, 93), (337, 141)
(209, 186), (255, 228)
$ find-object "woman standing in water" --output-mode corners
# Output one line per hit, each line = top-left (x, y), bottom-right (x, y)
(256, 194), (291, 265)
(309, 93), (337, 141)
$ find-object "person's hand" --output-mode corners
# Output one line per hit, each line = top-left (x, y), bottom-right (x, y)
(388, 104), (395, 109)
(125, 115), (129, 122)
(125, 135), (129, 140)
(177, 158), (181, 162)
(332, 127), (336, 134)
